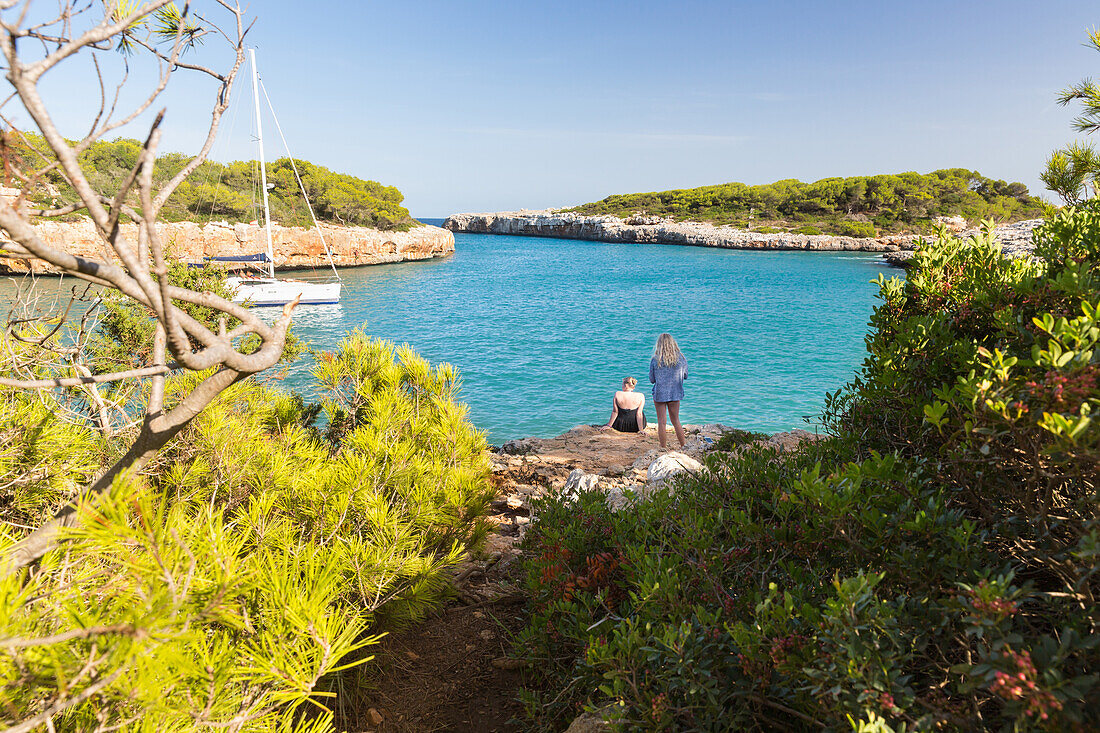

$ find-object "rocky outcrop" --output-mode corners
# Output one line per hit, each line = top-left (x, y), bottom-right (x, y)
(445, 209), (1045, 265)
(487, 423), (822, 523)
(2, 218), (455, 274)
(445, 209), (914, 252)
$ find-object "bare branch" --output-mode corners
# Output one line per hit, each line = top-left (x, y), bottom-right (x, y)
(2, 668), (124, 733)
(0, 623), (138, 649)
(0, 364), (170, 388)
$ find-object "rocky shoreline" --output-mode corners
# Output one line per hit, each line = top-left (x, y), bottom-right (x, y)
(470, 423), (820, 571)
(1, 218), (455, 275)
(444, 209), (916, 252)
(443, 209), (1043, 264)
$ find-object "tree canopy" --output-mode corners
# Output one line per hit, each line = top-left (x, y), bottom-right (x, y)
(569, 169), (1045, 236)
(8, 133), (417, 231)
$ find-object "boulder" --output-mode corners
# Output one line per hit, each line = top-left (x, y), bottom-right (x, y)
(646, 452), (704, 492)
(562, 468), (600, 498)
(564, 709), (612, 733)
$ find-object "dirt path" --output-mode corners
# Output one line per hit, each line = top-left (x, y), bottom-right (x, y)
(341, 424), (815, 731)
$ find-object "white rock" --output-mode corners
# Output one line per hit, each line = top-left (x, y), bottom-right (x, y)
(604, 488), (629, 512)
(631, 448), (662, 471)
(646, 452), (704, 492)
(562, 468), (600, 499)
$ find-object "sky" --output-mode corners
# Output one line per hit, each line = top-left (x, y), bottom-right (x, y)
(11, 0), (1100, 217)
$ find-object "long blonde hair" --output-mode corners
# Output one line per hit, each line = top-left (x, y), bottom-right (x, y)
(653, 333), (684, 367)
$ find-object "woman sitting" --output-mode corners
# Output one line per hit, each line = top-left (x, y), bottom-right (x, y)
(600, 377), (647, 433)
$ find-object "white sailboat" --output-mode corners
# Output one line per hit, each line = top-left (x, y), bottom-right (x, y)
(226, 48), (341, 307)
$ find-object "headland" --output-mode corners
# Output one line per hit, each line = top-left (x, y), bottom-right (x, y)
(443, 209), (1041, 261)
(1, 218), (454, 275)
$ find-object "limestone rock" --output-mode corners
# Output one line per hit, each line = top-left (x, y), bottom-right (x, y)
(631, 448), (662, 472)
(5, 219), (455, 275)
(884, 219), (1042, 269)
(562, 468), (600, 499)
(443, 209), (907, 252)
(764, 429), (821, 452)
(564, 710), (612, 733)
(934, 215), (968, 232)
(442, 209), (1042, 265)
(500, 437), (541, 455)
(604, 486), (633, 512)
(646, 452), (704, 492)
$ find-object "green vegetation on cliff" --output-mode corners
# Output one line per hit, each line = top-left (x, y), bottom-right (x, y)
(10, 134), (417, 230)
(569, 169), (1045, 236)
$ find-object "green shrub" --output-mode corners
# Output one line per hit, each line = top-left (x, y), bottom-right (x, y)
(516, 210), (1100, 731)
(833, 220), (877, 238)
(792, 225), (822, 235)
(753, 226), (783, 234)
(0, 332), (492, 730)
(711, 428), (769, 451)
(0, 385), (106, 525)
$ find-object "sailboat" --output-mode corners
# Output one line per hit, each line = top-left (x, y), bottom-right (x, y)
(224, 49), (341, 307)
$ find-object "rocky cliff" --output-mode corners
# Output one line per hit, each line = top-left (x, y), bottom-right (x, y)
(444, 210), (1044, 260)
(444, 209), (918, 252)
(3, 218), (455, 274)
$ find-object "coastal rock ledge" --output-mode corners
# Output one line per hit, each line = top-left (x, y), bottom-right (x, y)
(444, 209), (915, 252)
(444, 209), (1044, 259)
(3, 219), (455, 275)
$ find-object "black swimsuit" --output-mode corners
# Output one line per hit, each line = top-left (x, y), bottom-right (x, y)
(612, 400), (647, 432)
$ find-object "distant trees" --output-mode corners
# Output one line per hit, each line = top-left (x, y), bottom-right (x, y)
(570, 169), (1044, 235)
(9, 134), (417, 231)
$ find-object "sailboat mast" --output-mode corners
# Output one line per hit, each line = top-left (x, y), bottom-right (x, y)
(250, 48), (276, 279)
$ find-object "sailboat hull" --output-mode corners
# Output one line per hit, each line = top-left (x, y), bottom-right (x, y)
(228, 277), (341, 307)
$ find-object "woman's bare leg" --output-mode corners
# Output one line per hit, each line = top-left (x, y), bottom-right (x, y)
(655, 401), (668, 448)
(668, 401), (686, 447)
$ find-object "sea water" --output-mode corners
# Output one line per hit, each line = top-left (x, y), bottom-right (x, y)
(0, 230), (899, 445)
(280, 228), (897, 444)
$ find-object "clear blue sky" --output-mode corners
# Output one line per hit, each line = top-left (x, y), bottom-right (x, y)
(19, 1), (1100, 217)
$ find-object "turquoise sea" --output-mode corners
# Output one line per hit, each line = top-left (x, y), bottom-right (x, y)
(278, 224), (898, 444)
(0, 227), (899, 445)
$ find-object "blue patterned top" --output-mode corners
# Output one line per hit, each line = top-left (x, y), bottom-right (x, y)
(649, 355), (688, 402)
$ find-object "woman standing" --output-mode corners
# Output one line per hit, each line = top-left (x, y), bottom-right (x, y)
(649, 333), (688, 449)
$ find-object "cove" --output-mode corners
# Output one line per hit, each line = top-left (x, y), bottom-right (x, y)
(279, 228), (899, 444)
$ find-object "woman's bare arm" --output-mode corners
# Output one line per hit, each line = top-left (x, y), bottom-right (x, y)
(601, 396), (619, 430)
